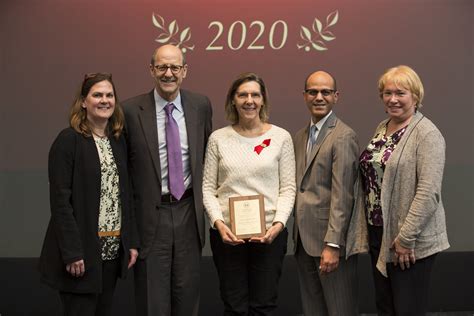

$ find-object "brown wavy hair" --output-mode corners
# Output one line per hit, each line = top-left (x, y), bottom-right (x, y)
(69, 73), (124, 138)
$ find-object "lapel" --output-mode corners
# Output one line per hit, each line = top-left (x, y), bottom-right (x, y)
(181, 90), (198, 175)
(137, 90), (162, 184)
(295, 124), (310, 184)
(303, 112), (337, 175)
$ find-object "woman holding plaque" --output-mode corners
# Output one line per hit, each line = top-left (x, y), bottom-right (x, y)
(202, 72), (296, 315)
(39, 73), (139, 316)
(356, 65), (449, 315)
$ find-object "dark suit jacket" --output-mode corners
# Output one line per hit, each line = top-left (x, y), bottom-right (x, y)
(293, 113), (359, 257)
(39, 127), (139, 293)
(122, 89), (212, 258)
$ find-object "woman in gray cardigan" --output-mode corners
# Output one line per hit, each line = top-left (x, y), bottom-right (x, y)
(358, 65), (449, 315)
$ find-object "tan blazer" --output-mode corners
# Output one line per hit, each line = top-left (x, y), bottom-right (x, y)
(293, 113), (359, 257)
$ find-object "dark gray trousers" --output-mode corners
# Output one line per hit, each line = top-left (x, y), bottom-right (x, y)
(134, 196), (201, 316)
(295, 237), (358, 316)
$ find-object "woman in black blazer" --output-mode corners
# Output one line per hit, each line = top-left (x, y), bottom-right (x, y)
(39, 73), (139, 316)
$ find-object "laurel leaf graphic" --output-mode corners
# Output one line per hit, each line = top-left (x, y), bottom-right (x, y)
(312, 41), (327, 51)
(156, 36), (171, 43)
(152, 13), (165, 30)
(180, 27), (190, 42)
(326, 10), (339, 27)
(301, 26), (312, 41)
(321, 31), (335, 41)
(173, 23), (179, 36)
(155, 33), (171, 43)
(169, 20), (177, 35)
(313, 18), (323, 33)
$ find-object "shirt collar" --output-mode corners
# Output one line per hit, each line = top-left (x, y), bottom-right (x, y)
(154, 89), (183, 113)
(310, 110), (333, 130)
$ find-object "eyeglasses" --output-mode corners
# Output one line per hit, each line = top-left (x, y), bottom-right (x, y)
(304, 89), (335, 97)
(153, 64), (185, 74)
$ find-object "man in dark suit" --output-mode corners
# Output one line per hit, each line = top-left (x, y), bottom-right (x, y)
(122, 44), (212, 316)
(293, 71), (359, 316)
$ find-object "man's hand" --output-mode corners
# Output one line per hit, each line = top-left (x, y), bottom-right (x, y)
(319, 245), (340, 275)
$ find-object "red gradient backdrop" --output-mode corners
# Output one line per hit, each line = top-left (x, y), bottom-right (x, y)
(1, 0), (472, 255)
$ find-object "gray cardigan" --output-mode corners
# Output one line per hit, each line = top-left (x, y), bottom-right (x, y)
(346, 112), (450, 276)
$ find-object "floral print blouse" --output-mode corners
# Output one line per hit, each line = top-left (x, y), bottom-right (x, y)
(359, 124), (407, 226)
(94, 136), (122, 260)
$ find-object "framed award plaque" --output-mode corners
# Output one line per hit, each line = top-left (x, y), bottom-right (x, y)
(229, 194), (266, 239)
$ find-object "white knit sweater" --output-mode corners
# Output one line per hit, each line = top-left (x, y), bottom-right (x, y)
(202, 125), (296, 229)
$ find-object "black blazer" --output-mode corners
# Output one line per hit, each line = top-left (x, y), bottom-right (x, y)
(39, 127), (139, 293)
(123, 89), (212, 257)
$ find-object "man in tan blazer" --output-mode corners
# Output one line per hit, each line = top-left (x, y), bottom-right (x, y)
(293, 71), (359, 316)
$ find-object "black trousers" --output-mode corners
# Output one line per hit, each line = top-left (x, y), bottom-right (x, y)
(210, 228), (288, 316)
(368, 225), (437, 316)
(59, 258), (120, 316)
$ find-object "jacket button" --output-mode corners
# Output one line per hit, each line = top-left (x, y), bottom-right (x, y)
(300, 188), (304, 193)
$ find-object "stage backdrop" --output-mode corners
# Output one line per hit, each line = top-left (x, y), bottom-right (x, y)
(1, 0), (472, 257)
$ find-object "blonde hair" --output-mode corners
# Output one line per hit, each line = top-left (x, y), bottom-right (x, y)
(378, 65), (424, 108)
(70, 73), (124, 138)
